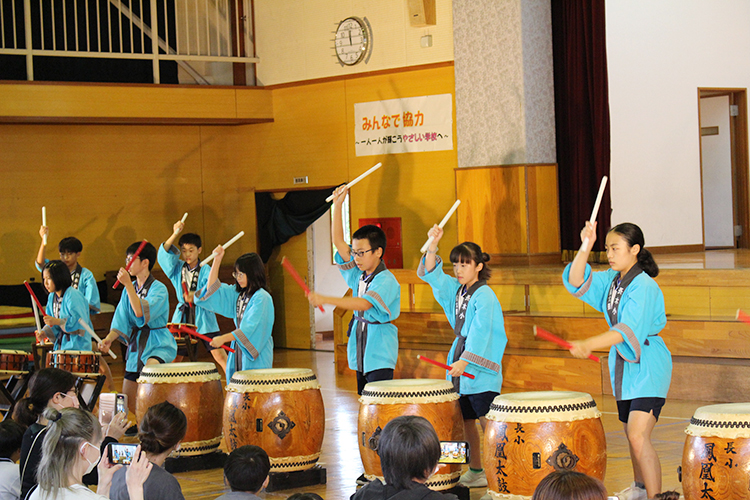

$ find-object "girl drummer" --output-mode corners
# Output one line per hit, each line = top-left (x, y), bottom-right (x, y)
(563, 222), (671, 500)
(195, 246), (274, 380)
(417, 226), (507, 489)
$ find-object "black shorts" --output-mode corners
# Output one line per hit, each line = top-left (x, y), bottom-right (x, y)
(459, 391), (499, 420)
(123, 357), (166, 382)
(356, 368), (394, 395)
(617, 397), (666, 423)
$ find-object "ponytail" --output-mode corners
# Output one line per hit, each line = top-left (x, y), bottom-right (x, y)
(14, 368), (77, 427)
(637, 247), (659, 278)
(449, 242), (492, 281)
(609, 223), (659, 278)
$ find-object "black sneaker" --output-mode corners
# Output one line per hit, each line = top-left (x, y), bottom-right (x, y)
(356, 473), (370, 486)
(124, 424), (138, 437)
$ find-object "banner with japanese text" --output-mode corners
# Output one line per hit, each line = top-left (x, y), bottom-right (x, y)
(354, 93), (453, 156)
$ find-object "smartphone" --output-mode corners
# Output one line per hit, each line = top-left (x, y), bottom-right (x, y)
(108, 443), (138, 465)
(115, 394), (127, 415)
(438, 441), (470, 464)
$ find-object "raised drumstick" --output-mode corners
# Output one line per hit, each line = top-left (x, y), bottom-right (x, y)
(200, 231), (245, 267)
(281, 257), (325, 313)
(42, 206), (47, 245)
(736, 309), (750, 325)
(79, 319), (117, 359)
(112, 240), (148, 289)
(416, 355), (476, 379)
(182, 282), (193, 308)
(325, 163), (383, 202)
(579, 176), (608, 252)
(533, 325), (600, 362)
(420, 200), (461, 253)
(179, 325), (235, 353)
(181, 212), (188, 223)
(31, 299), (43, 344)
(23, 281), (46, 313)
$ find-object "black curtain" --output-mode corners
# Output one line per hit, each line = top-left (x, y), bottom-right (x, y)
(551, 0), (611, 259)
(255, 190), (333, 263)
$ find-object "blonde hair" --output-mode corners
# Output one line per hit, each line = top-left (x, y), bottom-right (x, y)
(37, 407), (101, 500)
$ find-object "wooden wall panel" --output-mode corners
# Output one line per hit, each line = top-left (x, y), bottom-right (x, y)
(527, 164), (560, 253)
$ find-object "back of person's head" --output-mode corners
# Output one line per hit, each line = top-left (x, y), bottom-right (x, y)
(178, 233), (202, 249)
(531, 471), (607, 500)
(234, 253), (268, 295)
(138, 401), (187, 454)
(43, 260), (73, 294)
(449, 241), (492, 281)
(126, 241), (157, 271)
(58, 237), (83, 255)
(286, 493), (324, 500)
(0, 418), (25, 458)
(654, 492), (680, 500)
(378, 415), (440, 491)
(38, 407), (101, 496)
(352, 225), (386, 258)
(15, 368), (77, 427)
(608, 222), (659, 278)
(224, 445), (270, 493)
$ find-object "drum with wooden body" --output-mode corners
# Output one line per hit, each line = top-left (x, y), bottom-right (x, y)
(682, 403), (750, 500)
(483, 391), (607, 499)
(0, 350), (30, 375)
(137, 362), (223, 457)
(358, 379), (463, 491)
(47, 350), (100, 377)
(167, 323), (197, 342)
(223, 368), (325, 472)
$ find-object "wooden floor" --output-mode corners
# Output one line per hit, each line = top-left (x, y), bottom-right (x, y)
(100, 348), (701, 500)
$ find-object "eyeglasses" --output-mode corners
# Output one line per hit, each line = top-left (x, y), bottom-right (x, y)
(59, 252), (76, 259)
(351, 248), (374, 258)
(232, 272), (246, 280)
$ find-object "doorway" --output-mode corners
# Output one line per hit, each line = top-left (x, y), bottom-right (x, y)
(698, 88), (750, 249)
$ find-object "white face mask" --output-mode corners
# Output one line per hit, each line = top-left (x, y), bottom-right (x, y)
(81, 442), (100, 475)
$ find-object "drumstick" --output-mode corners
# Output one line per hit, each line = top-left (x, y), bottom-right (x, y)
(179, 325), (235, 353)
(181, 282), (193, 308)
(181, 212), (188, 223)
(420, 200), (461, 253)
(200, 231), (245, 267)
(736, 309), (750, 325)
(281, 256), (325, 313)
(533, 325), (600, 362)
(42, 206), (47, 245)
(579, 176), (608, 252)
(23, 281), (46, 313)
(416, 355), (476, 379)
(112, 240), (148, 289)
(325, 162), (383, 202)
(79, 319), (117, 359)
(31, 299), (43, 344)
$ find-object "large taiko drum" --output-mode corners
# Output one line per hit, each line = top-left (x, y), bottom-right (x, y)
(358, 379), (463, 491)
(136, 362), (223, 457)
(48, 350), (100, 377)
(483, 391), (607, 499)
(223, 368), (325, 472)
(682, 403), (750, 500)
(0, 350), (30, 375)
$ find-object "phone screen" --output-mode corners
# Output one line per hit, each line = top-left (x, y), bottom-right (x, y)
(438, 441), (470, 464)
(115, 395), (126, 415)
(108, 443), (138, 465)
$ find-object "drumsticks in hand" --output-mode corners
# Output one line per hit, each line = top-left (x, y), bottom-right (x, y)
(533, 325), (600, 362)
(281, 257), (324, 313)
(113, 240), (148, 289)
(417, 355), (475, 379)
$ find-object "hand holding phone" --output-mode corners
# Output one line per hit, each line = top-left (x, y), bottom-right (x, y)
(438, 441), (470, 464)
(108, 443), (139, 465)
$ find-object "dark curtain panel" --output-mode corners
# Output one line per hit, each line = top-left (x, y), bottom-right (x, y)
(551, 0), (611, 259)
(255, 190), (333, 263)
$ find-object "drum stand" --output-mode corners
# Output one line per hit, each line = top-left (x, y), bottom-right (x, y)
(0, 372), (31, 421)
(442, 484), (469, 500)
(164, 450), (227, 473)
(265, 466), (327, 492)
(75, 374), (106, 412)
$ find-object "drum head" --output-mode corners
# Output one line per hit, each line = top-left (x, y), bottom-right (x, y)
(687, 403), (750, 438)
(137, 362), (220, 384)
(359, 378), (459, 405)
(487, 391), (601, 423)
(50, 350), (98, 355)
(227, 368), (319, 393)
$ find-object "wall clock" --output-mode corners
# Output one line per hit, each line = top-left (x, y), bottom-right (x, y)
(335, 17), (370, 66)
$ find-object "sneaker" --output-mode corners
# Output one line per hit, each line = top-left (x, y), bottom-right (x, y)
(459, 469), (488, 488)
(124, 424), (138, 437)
(615, 482), (647, 500)
(356, 473), (370, 486)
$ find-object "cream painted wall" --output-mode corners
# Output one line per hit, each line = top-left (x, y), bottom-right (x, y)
(253, 0), (454, 85)
(606, 0), (750, 247)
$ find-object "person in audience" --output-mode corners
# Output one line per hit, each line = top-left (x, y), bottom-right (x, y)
(0, 418), (25, 500)
(214, 445), (271, 500)
(531, 471), (607, 500)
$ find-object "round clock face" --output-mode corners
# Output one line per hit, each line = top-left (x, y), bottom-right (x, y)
(335, 17), (369, 66)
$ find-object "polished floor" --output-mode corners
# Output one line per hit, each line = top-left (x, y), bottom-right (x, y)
(105, 348), (699, 500)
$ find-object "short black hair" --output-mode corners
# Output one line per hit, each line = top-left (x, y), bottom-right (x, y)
(378, 415), (440, 491)
(126, 241), (157, 271)
(0, 418), (24, 458)
(286, 494), (324, 500)
(43, 260), (72, 293)
(58, 237), (83, 254)
(224, 445), (270, 493)
(178, 233), (202, 249)
(352, 224), (386, 257)
(234, 253), (267, 295)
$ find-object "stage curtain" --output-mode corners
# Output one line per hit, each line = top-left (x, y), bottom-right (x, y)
(551, 0), (611, 262)
(255, 190), (332, 263)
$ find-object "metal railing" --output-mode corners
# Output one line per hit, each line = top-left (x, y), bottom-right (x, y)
(0, 0), (258, 83)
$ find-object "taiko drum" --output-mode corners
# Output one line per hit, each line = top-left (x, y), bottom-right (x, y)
(48, 350), (100, 377)
(358, 379), (464, 491)
(223, 368), (325, 472)
(136, 362), (223, 456)
(483, 391), (607, 499)
(0, 349), (30, 374)
(682, 403), (750, 500)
